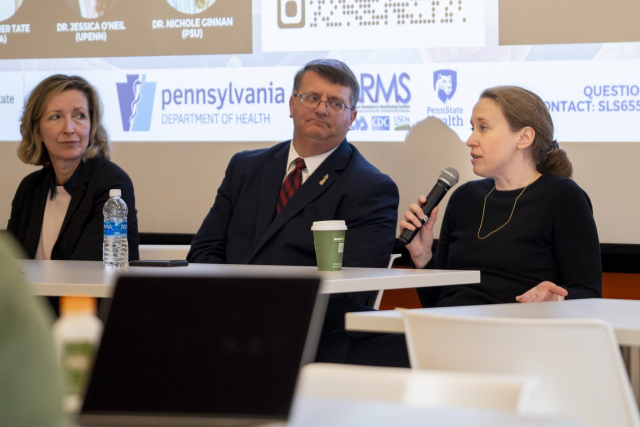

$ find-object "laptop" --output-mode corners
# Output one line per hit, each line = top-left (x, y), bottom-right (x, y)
(78, 275), (326, 427)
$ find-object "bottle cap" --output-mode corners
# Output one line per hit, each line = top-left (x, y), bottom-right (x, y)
(59, 296), (97, 315)
(109, 189), (121, 197)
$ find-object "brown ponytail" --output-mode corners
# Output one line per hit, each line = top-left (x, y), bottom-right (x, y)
(540, 147), (572, 179)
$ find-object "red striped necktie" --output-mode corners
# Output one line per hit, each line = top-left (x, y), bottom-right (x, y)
(276, 157), (306, 215)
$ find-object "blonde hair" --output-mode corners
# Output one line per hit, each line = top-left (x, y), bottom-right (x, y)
(18, 74), (111, 166)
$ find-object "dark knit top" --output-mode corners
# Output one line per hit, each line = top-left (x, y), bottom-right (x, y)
(417, 173), (602, 308)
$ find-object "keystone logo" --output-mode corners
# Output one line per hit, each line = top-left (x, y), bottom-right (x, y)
(116, 74), (156, 131)
(350, 116), (368, 131)
(433, 69), (457, 104)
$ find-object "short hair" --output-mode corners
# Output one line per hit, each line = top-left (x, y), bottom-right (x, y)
(18, 74), (111, 166)
(292, 59), (360, 109)
(480, 86), (572, 179)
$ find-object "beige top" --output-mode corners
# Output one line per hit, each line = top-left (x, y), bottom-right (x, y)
(35, 187), (72, 260)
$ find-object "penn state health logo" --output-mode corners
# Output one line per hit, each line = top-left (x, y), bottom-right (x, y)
(116, 74), (156, 131)
(433, 69), (457, 104)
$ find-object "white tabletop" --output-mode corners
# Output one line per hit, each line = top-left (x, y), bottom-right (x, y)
(345, 298), (640, 346)
(287, 397), (581, 427)
(21, 260), (480, 298)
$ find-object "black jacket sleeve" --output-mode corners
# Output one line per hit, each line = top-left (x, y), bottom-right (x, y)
(551, 179), (601, 299)
(66, 159), (139, 261)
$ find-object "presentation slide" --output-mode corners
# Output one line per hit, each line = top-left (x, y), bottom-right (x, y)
(0, 0), (251, 58)
(0, 0), (638, 143)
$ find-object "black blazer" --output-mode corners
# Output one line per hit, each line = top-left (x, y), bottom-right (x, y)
(187, 139), (399, 304)
(7, 156), (139, 261)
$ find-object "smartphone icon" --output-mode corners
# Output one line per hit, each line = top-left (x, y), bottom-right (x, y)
(278, 0), (305, 28)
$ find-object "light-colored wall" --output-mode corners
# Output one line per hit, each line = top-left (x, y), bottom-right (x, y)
(3, 117), (639, 243)
(500, 0), (640, 45)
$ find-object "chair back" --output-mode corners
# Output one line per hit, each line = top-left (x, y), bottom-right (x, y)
(297, 363), (537, 412)
(372, 253), (403, 310)
(399, 309), (640, 427)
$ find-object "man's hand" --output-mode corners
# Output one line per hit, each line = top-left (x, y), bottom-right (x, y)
(516, 281), (568, 303)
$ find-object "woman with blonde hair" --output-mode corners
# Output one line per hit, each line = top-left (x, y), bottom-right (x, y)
(401, 86), (601, 307)
(7, 74), (139, 264)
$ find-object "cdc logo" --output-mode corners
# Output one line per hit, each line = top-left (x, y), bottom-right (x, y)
(372, 116), (390, 131)
(116, 74), (156, 132)
(433, 69), (457, 104)
(350, 117), (368, 131)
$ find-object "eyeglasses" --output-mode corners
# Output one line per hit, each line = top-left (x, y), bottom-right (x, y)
(293, 94), (354, 115)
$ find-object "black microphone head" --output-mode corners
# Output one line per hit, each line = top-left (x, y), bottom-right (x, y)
(438, 167), (460, 188)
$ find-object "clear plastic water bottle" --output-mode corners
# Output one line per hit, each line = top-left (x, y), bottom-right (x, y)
(103, 189), (128, 268)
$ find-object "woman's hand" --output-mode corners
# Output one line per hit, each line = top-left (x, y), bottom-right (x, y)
(516, 281), (568, 303)
(399, 196), (439, 269)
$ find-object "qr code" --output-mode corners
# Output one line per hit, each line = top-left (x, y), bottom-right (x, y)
(266, 0), (483, 52)
(278, 0), (468, 29)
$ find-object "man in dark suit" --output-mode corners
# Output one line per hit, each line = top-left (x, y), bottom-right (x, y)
(188, 59), (405, 365)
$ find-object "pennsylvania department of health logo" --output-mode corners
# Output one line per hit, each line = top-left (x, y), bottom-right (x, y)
(116, 74), (156, 132)
(433, 69), (457, 104)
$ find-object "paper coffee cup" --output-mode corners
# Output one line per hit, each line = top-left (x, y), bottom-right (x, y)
(311, 221), (347, 271)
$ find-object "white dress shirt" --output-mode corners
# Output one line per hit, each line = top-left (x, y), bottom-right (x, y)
(283, 143), (339, 185)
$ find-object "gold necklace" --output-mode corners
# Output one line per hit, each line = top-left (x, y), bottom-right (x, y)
(477, 174), (539, 240)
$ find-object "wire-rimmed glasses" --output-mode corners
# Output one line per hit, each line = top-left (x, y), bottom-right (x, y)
(293, 94), (354, 115)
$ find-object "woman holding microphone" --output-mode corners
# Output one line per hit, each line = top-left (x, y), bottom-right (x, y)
(400, 86), (601, 307)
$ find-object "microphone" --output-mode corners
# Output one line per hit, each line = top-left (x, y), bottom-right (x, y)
(398, 166), (460, 245)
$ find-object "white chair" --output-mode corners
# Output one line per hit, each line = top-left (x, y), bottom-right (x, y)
(398, 309), (640, 427)
(372, 254), (403, 310)
(297, 363), (536, 412)
(138, 244), (190, 260)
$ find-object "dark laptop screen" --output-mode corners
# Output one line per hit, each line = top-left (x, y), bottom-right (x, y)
(81, 276), (323, 419)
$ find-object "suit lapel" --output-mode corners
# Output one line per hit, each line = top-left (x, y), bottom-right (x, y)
(253, 143), (289, 250)
(250, 140), (352, 260)
(24, 171), (50, 258)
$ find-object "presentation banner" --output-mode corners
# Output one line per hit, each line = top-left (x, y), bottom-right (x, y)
(1, 60), (638, 143)
(0, 0), (252, 59)
(261, 0), (486, 52)
(414, 60), (640, 143)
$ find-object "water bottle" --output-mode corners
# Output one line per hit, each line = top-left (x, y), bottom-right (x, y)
(52, 296), (103, 413)
(103, 189), (128, 268)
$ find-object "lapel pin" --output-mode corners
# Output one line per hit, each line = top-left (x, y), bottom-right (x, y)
(319, 174), (329, 185)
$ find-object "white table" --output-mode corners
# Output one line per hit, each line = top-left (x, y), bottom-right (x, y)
(287, 397), (581, 427)
(345, 298), (640, 404)
(21, 260), (480, 298)
(71, 397), (581, 427)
